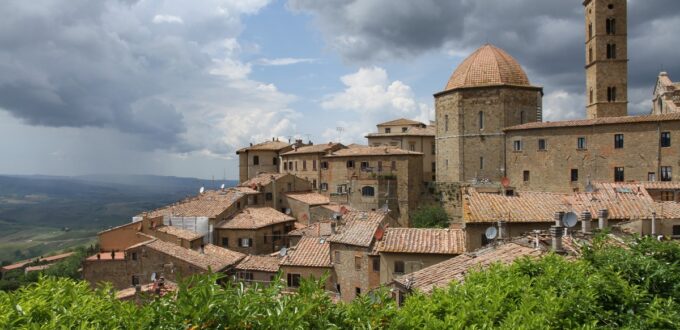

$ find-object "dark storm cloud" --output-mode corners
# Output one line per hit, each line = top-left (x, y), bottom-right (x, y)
(290, 0), (680, 113)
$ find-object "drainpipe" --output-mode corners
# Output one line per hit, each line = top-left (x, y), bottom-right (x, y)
(598, 209), (609, 230)
(651, 211), (657, 236)
(580, 211), (592, 234)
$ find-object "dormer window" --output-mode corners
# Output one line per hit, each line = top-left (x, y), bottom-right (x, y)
(385, 128), (391, 133)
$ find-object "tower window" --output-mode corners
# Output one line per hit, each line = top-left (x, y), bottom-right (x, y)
(608, 4), (614, 9)
(589, 89), (593, 103)
(523, 171), (530, 182)
(588, 23), (593, 39)
(614, 134), (624, 149)
(606, 44), (617, 59)
(614, 167), (625, 182)
(577, 137), (587, 150)
(661, 166), (672, 182)
(479, 111), (484, 129)
(479, 156), (484, 170)
(607, 87), (617, 102)
(606, 18), (616, 35)
(571, 169), (579, 182)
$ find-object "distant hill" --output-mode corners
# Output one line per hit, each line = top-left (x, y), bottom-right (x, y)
(0, 174), (236, 262)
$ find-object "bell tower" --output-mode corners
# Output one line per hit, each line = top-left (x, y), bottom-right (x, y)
(584, 0), (628, 119)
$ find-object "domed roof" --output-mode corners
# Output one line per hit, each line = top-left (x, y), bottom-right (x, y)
(445, 44), (531, 91)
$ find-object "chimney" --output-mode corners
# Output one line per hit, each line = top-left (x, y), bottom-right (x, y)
(580, 211), (592, 234)
(497, 220), (507, 240)
(550, 211), (565, 253)
(111, 251), (115, 259)
(97, 253), (101, 260)
(598, 209), (609, 230)
(200, 244), (205, 254)
(651, 211), (657, 236)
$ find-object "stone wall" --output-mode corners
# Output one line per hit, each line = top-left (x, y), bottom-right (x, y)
(379, 252), (456, 284)
(280, 153), (323, 190)
(368, 135), (436, 183)
(329, 243), (376, 302)
(215, 221), (294, 255)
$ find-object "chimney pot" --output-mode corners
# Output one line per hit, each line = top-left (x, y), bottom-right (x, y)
(598, 209), (609, 229)
(580, 211), (592, 234)
(554, 211), (565, 227)
(549, 225), (565, 253)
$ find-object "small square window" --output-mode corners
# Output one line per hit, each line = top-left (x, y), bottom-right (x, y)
(661, 132), (671, 148)
(614, 167), (625, 182)
(287, 273), (301, 288)
(538, 139), (546, 151)
(571, 169), (578, 182)
(523, 170), (530, 182)
(513, 140), (522, 151)
(347, 160), (355, 168)
(614, 134), (624, 149)
(661, 166), (672, 181)
(577, 137), (587, 150)
(394, 261), (405, 274)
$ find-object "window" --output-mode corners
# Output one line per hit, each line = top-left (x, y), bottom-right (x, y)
(607, 87), (617, 102)
(523, 170), (530, 182)
(648, 172), (657, 182)
(513, 140), (523, 151)
(520, 111), (526, 124)
(614, 167), (625, 182)
(673, 225), (680, 236)
(432, 162), (436, 172)
(320, 183), (328, 191)
(409, 142), (416, 151)
(361, 186), (375, 197)
(431, 142), (436, 155)
(577, 137), (587, 149)
(606, 44), (617, 59)
(354, 256), (362, 271)
(239, 272), (254, 281)
(661, 191), (674, 202)
(571, 169), (579, 182)
(252, 195), (258, 204)
(265, 192), (273, 201)
(355, 287), (361, 296)
(377, 161), (383, 172)
(402, 127), (408, 132)
(588, 23), (593, 38)
(391, 161), (396, 171)
(321, 161), (328, 170)
(130, 252), (138, 261)
(334, 251), (341, 264)
(606, 18), (616, 35)
(360, 161), (369, 170)
(479, 111), (484, 129)
(337, 185), (347, 194)
(288, 161), (293, 170)
(313, 160), (317, 170)
(312, 180), (317, 189)
(347, 160), (355, 168)
(237, 201), (241, 209)
(287, 182), (292, 191)
(445, 115), (449, 131)
(239, 238), (253, 247)
(589, 47), (593, 63)
(221, 237), (229, 247)
(303, 160), (307, 170)
(253, 156), (259, 165)
(661, 166), (672, 181)
(131, 275), (140, 286)
(479, 156), (484, 170)
(287, 273), (301, 287)
(273, 230), (281, 241)
(614, 134), (624, 148)
(372, 258), (380, 272)
(273, 157), (278, 166)
(394, 261), (405, 274)
(538, 139), (547, 151)
(589, 88), (593, 103)
(283, 162), (288, 171)
(661, 132), (671, 147)
(385, 128), (391, 133)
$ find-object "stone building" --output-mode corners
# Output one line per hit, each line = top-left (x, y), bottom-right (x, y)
(279, 236), (336, 293)
(214, 207), (296, 255)
(320, 147), (423, 227)
(98, 216), (204, 252)
(376, 228), (466, 284)
(238, 173), (313, 213)
(327, 210), (392, 302)
(652, 72), (680, 115)
(280, 142), (346, 190)
(584, 0), (628, 119)
(232, 255), (281, 286)
(284, 191), (331, 225)
(287, 221), (334, 246)
(366, 119), (436, 184)
(237, 139), (293, 183)
(435, 44), (543, 185)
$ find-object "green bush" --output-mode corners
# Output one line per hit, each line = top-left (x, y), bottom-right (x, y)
(410, 206), (450, 228)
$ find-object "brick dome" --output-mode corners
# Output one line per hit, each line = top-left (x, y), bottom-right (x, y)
(445, 44), (531, 91)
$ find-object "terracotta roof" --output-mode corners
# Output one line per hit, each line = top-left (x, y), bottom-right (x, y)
(86, 252), (126, 261)
(445, 44), (532, 91)
(393, 242), (543, 293)
(367, 125), (435, 138)
(347, 144), (367, 149)
(232, 186), (260, 195)
(281, 236), (332, 268)
(317, 203), (353, 214)
(280, 143), (345, 156)
(328, 211), (388, 247)
(41, 252), (75, 262)
(464, 190), (571, 223)
(324, 146), (422, 157)
(640, 181), (680, 190)
(154, 226), (203, 241)
(238, 173), (287, 188)
(288, 221), (334, 237)
(236, 140), (291, 154)
(377, 118), (425, 126)
(1, 259), (33, 272)
(143, 189), (247, 218)
(132, 239), (244, 271)
(235, 255), (281, 273)
(504, 112), (680, 131)
(377, 228), (466, 255)
(285, 192), (330, 206)
(217, 207), (295, 230)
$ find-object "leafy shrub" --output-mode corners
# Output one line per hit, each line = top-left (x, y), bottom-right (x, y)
(410, 206), (449, 228)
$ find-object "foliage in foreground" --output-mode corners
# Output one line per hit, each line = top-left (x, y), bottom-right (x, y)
(1, 237), (679, 329)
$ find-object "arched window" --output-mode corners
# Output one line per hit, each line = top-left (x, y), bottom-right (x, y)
(478, 111), (484, 129)
(361, 186), (375, 197)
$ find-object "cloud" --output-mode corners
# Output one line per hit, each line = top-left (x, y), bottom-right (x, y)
(255, 57), (316, 66)
(288, 0), (680, 119)
(320, 67), (433, 143)
(152, 14), (184, 24)
(0, 0), (304, 157)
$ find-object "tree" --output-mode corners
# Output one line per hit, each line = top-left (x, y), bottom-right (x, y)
(410, 206), (450, 228)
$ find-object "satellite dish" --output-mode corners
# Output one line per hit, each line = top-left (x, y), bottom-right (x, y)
(332, 212), (341, 220)
(199, 187), (205, 194)
(151, 272), (157, 281)
(220, 183), (225, 189)
(485, 226), (498, 240)
(562, 212), (578, 228)
(279, 247), (288, 257)
(500, 177), (510, 188)
(285, 208), (292, 215)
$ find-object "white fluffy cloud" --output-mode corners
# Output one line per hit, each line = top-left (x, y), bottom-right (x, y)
(152, 14), (184, 24)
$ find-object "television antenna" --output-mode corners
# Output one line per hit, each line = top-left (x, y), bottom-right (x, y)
(336, 127), (345, 142)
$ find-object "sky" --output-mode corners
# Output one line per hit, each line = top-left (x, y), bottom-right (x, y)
(0, 0), (679, 179)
